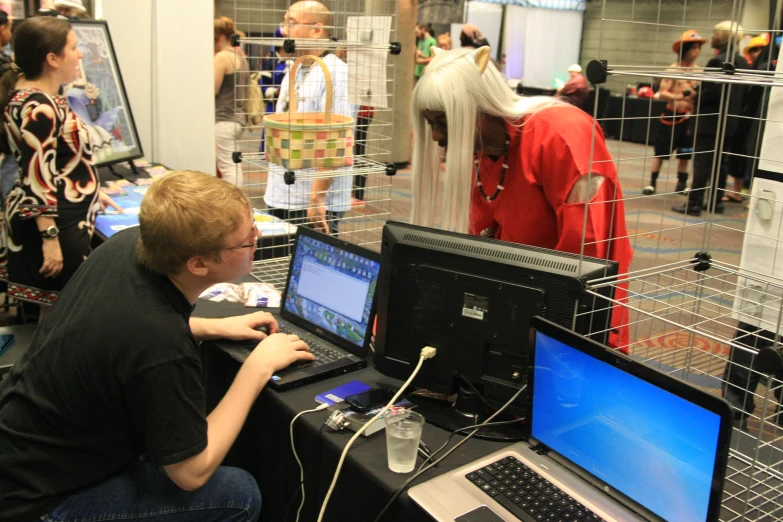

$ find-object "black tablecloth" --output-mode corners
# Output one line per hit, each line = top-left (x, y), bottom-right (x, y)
(195, 297), (507, 522)
(600, 95), (667, 145)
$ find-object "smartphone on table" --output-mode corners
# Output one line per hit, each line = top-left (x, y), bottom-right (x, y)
(344, 387), (397, 412)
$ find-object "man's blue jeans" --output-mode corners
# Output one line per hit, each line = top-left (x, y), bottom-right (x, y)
(40, 461), (261, 521)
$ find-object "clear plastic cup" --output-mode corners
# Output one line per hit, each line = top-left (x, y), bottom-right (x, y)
(384, 410), (425, 473)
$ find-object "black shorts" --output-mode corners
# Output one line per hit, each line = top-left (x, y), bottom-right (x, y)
(654, 114), (694, 160)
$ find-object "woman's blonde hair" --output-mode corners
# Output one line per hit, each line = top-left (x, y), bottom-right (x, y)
(411, 47), (562, 233)
(215, 16), (236, 42)
(136, 171), (251, 275)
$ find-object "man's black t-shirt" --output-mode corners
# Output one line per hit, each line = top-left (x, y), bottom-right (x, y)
(0, 228), (208, 522)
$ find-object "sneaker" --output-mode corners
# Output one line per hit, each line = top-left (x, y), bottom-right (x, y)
(675, 181), (688, 193)
(642, 185), (656, 195)
(672, 202), (701, 216)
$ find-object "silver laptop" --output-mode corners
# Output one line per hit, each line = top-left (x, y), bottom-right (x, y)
(409, 316), (733, 522)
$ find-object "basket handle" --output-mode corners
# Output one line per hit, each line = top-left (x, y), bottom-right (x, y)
(288, 55), (333, 121)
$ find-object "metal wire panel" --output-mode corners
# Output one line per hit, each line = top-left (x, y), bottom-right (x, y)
(579, 1), (783, 519)
(220, 0), (397, 276)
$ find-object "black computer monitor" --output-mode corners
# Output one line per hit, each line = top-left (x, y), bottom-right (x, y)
(374, 221), (620, 439)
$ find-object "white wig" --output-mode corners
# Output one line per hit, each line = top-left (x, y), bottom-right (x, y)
(411, 47), (563, 233)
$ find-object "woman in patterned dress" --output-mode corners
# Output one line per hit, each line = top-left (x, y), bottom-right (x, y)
(0, 17), (117, 308)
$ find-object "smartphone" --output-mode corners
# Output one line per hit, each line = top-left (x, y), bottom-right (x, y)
(344, 387), (396, 412)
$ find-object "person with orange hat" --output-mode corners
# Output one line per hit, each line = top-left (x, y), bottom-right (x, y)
(744, 34), (769, 66)
(673, 20), (748, 216)
(641, 30), (705, 196)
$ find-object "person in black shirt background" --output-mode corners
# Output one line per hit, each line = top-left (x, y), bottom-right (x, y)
(672, 20), (749, 217)
(0, 170), (314, 522)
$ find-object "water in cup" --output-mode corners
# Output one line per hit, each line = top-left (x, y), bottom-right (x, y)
(385, 411), (424, 473)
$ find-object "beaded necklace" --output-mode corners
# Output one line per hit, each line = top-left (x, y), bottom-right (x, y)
(475, 135), (511, 202)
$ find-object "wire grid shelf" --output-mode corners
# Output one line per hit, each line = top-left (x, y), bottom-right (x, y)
(220, 0), (398, 284)
(583, 257), (783, 520)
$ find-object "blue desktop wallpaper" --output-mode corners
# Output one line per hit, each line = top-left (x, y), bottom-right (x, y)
(532, 332), (722, 522)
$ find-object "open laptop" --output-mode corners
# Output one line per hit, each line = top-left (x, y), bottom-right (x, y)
(266, 226), (381, 391)
(409, 316), (733, 522)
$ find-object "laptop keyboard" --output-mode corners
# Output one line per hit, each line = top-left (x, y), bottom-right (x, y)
(466, 456), (606, 522)
(279, 323), (349, 369)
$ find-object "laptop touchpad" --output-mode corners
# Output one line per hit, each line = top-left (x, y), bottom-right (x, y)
(454, 505), (506, 522)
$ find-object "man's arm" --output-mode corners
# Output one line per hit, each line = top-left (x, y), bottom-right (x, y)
(308, 177), (334, 233)
(163, 334), (311, 490)
(189, 313), (280, 343)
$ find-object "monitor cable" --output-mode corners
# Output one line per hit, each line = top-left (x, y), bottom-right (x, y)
(414, 417), (525, 475)
(373, 383), (528, 522)
(289, 402), (330, 522)
(316, 346), (438, 522)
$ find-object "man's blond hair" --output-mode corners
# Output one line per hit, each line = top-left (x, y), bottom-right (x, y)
(136, 171), (251, 275)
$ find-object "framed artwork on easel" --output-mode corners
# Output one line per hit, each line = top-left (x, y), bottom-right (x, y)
(67, 19), (143, 168)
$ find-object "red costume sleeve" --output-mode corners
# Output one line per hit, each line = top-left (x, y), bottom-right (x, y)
(527, 114), (633, 350)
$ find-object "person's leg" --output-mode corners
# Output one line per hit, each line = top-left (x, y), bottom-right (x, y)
(353, 115), (371, 200)
(326, 211), (344, 236)
(215, 121), (241, 186)
(676, 158), (690, 193)
(0, 154), (18, 202)
(644, 128), (670, 195)
(673, 135), (712, 215)
(43, 461), (260, 522)
(722, 322), (767, 430)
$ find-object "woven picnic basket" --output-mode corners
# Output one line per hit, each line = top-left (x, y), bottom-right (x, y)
(263, 55), (354, 170)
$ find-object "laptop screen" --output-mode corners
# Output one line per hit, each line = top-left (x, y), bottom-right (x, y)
(531, 330), (723, 522)
(283, 234), (381, 347)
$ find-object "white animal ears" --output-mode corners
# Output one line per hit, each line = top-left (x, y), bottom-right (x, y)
(471, 46), (491, 74)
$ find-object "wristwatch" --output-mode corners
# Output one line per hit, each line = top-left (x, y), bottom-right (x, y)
(40, 225), (59, 239)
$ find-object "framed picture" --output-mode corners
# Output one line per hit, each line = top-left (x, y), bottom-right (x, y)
(67, 20), (143, 167)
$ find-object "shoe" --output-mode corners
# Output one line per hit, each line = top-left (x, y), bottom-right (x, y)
(701, 202), (724, 214)
(672, 203), (701, 216)
(642, 185), (656, 195)
(675, 180), (688, 193)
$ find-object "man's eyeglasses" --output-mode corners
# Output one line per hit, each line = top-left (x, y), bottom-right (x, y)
(225, 227), (259, 250)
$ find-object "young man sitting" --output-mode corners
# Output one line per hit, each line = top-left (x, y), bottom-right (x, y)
(0, 170), (314, 522)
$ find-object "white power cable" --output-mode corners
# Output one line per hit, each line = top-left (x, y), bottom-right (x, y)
(290, 402), (330, 522)
(316, 346), (437, 522)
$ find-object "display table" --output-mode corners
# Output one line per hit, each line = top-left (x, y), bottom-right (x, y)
(196, 298), (507, 522)
(94, 165), (297, 259)
(601, 94), (668, 145)
(0, 324), (38, 378)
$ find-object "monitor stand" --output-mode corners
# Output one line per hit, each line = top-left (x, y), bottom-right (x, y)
(106, 160), (140, 183)
(409, 384), (526, 442)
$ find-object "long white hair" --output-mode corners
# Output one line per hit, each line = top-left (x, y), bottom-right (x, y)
(411, 47), (563, 233)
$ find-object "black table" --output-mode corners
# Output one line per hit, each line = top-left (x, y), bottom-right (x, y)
(600, 95), (667, 145)
(93, 165), (295, 259)
(195, 298), (508, 522)
(0, 324), (38, 377)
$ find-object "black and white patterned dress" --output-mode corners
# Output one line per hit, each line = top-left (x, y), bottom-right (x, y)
(0, 89), (100, 305)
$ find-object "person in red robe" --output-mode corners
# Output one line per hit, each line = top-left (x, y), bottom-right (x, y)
(411, 46), (633, 350)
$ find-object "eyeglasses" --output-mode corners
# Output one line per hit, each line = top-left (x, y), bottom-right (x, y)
(224, 226), (259, 251)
